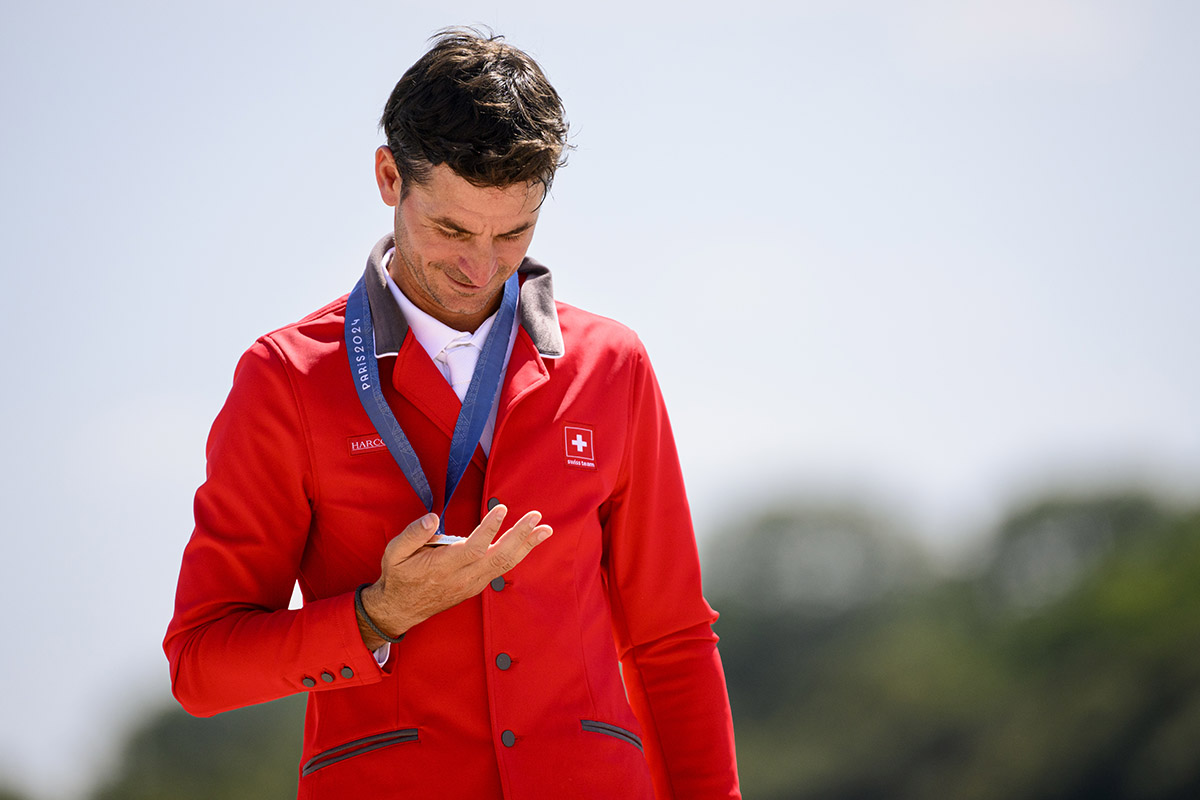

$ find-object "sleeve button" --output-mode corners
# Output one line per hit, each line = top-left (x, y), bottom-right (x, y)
(302, 677), (316, 688)
(321, 671), (335, 683)
(341, 666), (354, 679)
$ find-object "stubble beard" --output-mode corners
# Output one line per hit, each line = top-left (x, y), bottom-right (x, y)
(392, 234), (499, 329)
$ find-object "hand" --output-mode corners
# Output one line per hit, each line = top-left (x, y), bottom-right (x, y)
(357, 504), (552, 649)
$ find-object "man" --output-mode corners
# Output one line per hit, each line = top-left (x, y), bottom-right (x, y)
(165, 28), (740, 799)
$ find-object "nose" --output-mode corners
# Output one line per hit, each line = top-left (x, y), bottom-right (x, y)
(457, 239), (499, 286)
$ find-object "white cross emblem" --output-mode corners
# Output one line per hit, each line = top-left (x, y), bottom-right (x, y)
(564, 426), (595, 463)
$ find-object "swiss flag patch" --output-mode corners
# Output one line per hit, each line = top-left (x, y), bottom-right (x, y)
(564, 425), (596, 470)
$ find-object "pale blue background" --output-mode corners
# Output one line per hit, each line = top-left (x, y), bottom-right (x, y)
(2, 1), (1197, 796)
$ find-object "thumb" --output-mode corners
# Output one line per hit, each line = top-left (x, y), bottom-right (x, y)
(382, 512), (440, 564)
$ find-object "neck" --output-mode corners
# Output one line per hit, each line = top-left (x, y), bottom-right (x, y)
(387, 259), (500, 333)
(404, 287), (500, 333)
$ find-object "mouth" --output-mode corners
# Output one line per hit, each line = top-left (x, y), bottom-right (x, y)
(447, 275), (486, 293)
(442, 268), (494, 293)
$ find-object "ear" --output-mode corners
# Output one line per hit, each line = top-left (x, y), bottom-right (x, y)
(375, 146), (402, 207)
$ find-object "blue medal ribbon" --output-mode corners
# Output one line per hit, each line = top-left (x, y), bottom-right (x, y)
(345, 273), (519, 535)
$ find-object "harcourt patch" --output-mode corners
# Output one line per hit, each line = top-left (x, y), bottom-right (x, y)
(564, 425), (596, 471)
(347, 433), (387, 456)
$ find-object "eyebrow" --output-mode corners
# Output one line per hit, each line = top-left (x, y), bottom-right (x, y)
(431, 216), (535, 238)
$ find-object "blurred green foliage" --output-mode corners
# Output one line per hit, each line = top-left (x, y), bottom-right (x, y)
(707, 490), (1200, 800)
(88, 695), (304, 800)
(82, 488), (1200, 799)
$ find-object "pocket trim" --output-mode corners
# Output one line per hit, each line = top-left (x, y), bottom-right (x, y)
(581, 719), (644, 752)
(301, 728), (420, 777)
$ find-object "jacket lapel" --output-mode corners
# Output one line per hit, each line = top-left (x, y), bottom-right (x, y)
(389, 334), (462, 440)
(498, 328), (550, 419)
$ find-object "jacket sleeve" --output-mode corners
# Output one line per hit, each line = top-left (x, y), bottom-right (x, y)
(163, 338), (385, 717)
(602, 340), (741, 799)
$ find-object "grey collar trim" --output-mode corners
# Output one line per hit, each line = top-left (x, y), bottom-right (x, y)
(363, 233), (565, 359)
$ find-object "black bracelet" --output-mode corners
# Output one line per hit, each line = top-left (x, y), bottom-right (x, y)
(355, 583), (405, 644)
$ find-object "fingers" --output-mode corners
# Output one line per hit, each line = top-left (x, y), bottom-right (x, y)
(381, 512), (441, 565)
(459, 506), (553, 576)
(462, 503), (510, 558)
(369, 507), (552, 638)
(486, 512), (553, 575)
(388, 505), (552, 585)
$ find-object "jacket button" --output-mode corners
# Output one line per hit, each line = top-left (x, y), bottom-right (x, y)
(302, 677), (316, 688)
(341, 666), (354, 679)
(487, 497), (500, 511)
(501, 730), (516, 747)
(490, 576), (505, 592)
(321, 671), (335, 683)
(495, 653), (512, 670)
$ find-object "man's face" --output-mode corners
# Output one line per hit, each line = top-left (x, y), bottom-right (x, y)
(375, 152), (543, 332)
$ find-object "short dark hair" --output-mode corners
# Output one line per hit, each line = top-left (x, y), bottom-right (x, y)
(380, 27), (570, 196)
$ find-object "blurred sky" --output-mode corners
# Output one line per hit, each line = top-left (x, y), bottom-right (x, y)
(1, 1), (1197, 797)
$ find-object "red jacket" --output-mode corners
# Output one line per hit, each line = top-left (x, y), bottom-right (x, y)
(164, 236), (740, 798)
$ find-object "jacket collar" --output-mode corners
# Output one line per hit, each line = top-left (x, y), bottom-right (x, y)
(363, 233), (565, 360)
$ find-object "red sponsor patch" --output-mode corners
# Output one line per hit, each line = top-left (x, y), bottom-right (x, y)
(564, 425), (596, 470)
(347, 433), (387, 456)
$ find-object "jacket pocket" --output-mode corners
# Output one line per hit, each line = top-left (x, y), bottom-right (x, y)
(581, 719), (644, 752)
(301, 728), (420, 776)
